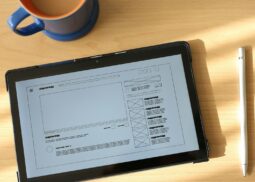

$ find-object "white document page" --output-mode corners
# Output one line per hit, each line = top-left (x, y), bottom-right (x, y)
(16, 55), (199, 178)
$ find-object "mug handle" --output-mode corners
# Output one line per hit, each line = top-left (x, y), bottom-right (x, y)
(8, 7), (44, 36)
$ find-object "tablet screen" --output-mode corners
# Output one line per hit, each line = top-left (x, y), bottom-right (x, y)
(16, 54), (199, 178)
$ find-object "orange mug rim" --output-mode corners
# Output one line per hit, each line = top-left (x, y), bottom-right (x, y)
(19, 0), (86, 20)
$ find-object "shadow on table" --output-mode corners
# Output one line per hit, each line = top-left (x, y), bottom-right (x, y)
(244, 46), (254, 175)
(188, 39), (226, 158)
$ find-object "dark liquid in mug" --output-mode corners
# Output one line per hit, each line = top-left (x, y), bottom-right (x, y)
(22, 0), (84, 17)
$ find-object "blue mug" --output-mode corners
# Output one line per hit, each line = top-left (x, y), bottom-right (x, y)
(8, 0), (99, 41)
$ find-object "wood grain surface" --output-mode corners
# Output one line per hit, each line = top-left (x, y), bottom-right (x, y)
(0, 0), (254, 181)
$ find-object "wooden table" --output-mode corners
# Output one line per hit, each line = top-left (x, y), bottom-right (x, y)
(0, 0), (254, 181)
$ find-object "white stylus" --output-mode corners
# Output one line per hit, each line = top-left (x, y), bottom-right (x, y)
(238, 47), (248, 176)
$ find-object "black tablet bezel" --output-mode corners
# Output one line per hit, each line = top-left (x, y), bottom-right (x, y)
(6, 41), (209, 182)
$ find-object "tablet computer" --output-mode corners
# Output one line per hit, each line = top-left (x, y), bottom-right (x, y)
(6, 41), (209, 182)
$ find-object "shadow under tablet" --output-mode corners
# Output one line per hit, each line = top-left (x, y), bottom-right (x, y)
(188, 39), (226, 158)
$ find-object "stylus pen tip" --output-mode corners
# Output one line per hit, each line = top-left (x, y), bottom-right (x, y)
(242, 164), (247, 176)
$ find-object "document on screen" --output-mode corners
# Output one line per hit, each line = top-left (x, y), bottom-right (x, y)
(16, 55), (199, 178)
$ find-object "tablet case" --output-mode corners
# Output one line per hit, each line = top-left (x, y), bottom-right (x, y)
(6, 41), (209, 182)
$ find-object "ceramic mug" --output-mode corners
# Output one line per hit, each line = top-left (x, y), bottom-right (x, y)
(8, 0), (99, 41)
